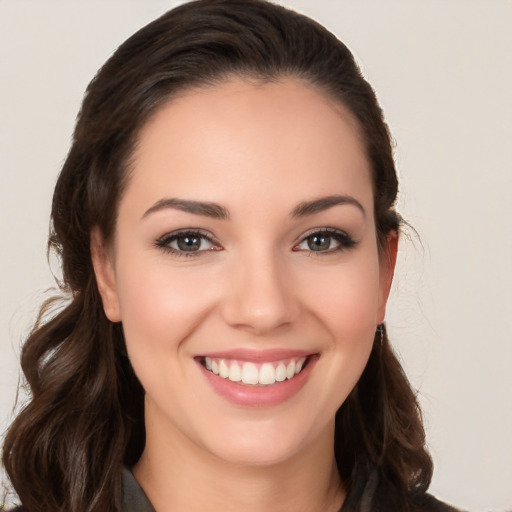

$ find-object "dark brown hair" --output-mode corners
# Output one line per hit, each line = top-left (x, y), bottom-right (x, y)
(3, 1), (431, 510)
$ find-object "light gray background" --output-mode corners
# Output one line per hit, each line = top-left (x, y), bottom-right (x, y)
(1, 1), (511, 510)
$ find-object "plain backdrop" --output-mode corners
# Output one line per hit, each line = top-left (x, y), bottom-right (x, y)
(1, 1), (511, 510)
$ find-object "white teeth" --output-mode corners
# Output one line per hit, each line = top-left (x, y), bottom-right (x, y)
(218, 360), (230, 378)
(259, 363), (276, 385)
(241, 362), (259, 385)
(228, 362), (242, 382)
(286, 361), (295, 379)
(204, 356), (309, 386)
(275, 362), (287, 382)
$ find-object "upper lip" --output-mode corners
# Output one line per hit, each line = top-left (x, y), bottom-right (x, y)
(195, 348), (316, 363)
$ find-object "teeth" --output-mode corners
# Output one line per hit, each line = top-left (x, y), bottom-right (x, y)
(218, 360), (230, 378)
(241, 362), (259, 385)
(275, 362), (286, 382)
(228, 362), (242, 382)
(259, 363), (276, 385)
(203, 356), (308, 386)
(286, 361), (295, 379)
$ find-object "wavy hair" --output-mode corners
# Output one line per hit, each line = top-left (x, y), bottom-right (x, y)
(3, 1), (432, 510)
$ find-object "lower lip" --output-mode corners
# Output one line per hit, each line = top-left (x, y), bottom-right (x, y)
(198, 357), (317, 407)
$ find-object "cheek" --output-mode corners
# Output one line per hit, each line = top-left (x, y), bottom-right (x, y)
(113, 252), (217, 360)
(297, 249), (380, 396)
(292, 261), (379, 435)
(301, 251), (381, 336)
(112, 255), (221, 414)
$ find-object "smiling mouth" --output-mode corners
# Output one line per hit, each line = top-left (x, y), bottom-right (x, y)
(198, 356), (311, 386)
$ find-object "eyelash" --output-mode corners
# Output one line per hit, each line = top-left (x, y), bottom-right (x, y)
(155, 229), (221, 257)
(154, 227), (357, 257)
(292, 228), (357, 255)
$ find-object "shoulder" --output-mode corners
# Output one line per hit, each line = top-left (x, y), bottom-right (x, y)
(369, 481), (464, 512)
(410, 493), (464, 512)
(352, 470), (464, 512)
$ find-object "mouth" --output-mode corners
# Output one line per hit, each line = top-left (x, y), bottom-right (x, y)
(196, 350), (318, 407)
(196, 355), (313, 386)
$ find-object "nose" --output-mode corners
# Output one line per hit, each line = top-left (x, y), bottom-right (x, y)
(220, 250), (301, 335)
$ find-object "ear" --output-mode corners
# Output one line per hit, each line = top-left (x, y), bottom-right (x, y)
(377, 230), (398, 325)
(90, 228), (121, 322)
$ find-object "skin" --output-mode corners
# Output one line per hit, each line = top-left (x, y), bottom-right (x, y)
(92, 77), (397, 512)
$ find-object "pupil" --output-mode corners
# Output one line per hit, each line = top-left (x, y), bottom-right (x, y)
(308, 235), (330, 251)
(178, 236), (200, 251)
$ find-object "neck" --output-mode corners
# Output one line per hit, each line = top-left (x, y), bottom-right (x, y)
(133, 410), (345, 512)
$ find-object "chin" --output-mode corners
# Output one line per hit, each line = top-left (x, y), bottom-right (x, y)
(199, 414), (331, 469)
(208, 438), (305, 468)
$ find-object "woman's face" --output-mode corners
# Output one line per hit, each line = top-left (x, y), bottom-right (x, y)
(94, 77), (396, 467)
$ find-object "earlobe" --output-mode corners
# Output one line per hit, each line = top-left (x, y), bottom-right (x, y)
(377, 230), (399, 324)
(90, 228), (121, 322)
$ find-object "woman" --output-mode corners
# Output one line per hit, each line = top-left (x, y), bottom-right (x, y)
(2, 1), (460, 511)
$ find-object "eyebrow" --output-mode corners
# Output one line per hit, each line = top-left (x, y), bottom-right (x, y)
(291, 195), (366, 218)
(142, 194), (365, 221)
(142, 198), (230, 220)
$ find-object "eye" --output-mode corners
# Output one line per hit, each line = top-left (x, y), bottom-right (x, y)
(155, 230), (221, 256)
(293, 228), (356, 254)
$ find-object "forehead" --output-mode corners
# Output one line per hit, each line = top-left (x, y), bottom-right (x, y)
(126, 77), (373, 218)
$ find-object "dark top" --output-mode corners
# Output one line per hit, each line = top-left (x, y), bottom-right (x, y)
(8, 469), (461, 511)
(121, 467), (461, 512)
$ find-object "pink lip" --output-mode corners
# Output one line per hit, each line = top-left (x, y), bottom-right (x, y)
(197, 348), (314, 363)
(197, 353), (318, 408)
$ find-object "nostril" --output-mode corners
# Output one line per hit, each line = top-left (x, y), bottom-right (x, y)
(219, 268), (301, 333)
